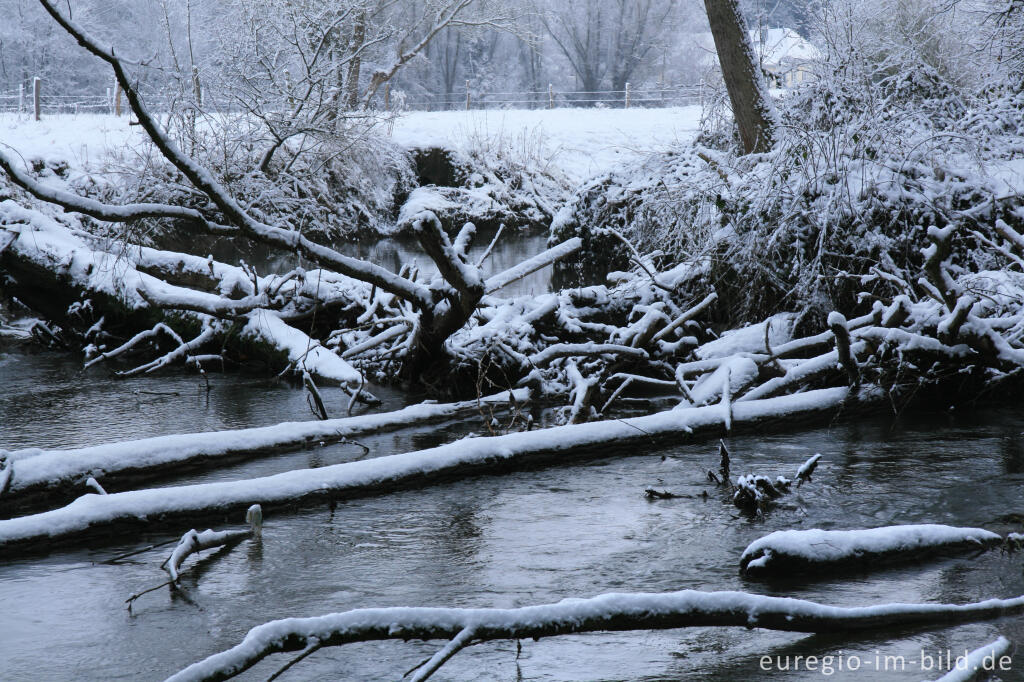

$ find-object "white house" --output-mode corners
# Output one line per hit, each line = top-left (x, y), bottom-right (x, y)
(695, 27), (822, 88)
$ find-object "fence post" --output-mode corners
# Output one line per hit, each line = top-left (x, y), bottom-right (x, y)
(465, 80), (470, 110)
(106, 87), (112, 114)
(548, 83), (554, 109)
(625, 82), (631, 109)
(33, 77), (41, 121)
(192, 65), (202, 106)
(115, 79), (123, 117)
(18, 84), (24, 114)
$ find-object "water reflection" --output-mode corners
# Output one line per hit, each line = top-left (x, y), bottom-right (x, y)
(3, 351), (1024, 680)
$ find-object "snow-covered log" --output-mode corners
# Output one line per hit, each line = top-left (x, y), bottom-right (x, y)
(2, 390), (529, 514)
(483, 237), (582, 294)
(0, 386), (882, 554)
(124, 507), (262, 608)
(167, 590), (1024, 682)
(0, 203), (366, 387)
(926, 636), (1012, 682)
(740, 525), (1003, 578)
(163, 527), (253, 583)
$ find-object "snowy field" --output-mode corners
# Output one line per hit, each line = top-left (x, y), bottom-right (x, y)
(0, 106), (704, 183)
(388, 106), (704, 181)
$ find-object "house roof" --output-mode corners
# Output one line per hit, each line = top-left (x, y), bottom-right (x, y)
(694, 27), (821, 69)
(752, 27), (821, 64)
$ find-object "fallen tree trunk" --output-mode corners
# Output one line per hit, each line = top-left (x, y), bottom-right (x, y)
(0, 205), (363, 386)
(0, 390), (529, 516)
(927, 636), (1012, 682)
(166, 590), (1024, 682)
(0, 386), (884, 555)
(740, 525), (1004, 578)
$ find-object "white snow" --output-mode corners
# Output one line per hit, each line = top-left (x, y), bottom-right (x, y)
(0, 113), (146, 170)
(685, 356), (759, 407)
(740, 525), (1002, 576)
(694, 312), (797, 360)
(1, 107), (705, 189)
(389, 106), (704, 182)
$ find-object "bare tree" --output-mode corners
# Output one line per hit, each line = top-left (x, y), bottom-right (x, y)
(1, 0), (579, 383)
(541, 0), (609, 98)
(608, 0), (677, 92)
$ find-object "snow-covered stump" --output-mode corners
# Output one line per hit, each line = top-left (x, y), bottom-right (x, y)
(0, 387), (886, 555)
(739, 525), (1003, 579)
(0, 391), (530, 516)
(166, 591), (1024, 682)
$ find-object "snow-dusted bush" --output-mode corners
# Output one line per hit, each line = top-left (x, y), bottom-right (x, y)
(75, 115), (416, 244)
(398, 125), (571, 235)
(553, 31), (1024, 327)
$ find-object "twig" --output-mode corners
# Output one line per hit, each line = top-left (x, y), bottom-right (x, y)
(410, 626), (477, 682)
(266, 640), (323, 682)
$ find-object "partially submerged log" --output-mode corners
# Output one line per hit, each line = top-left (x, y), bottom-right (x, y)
(740, 525), (1003, 579)
(166, 590), (1024, 682)
(0, 390), (529, 516)
(124, 505), (262, 609)
(926, 636), (1012, 682)
(0, 386), (884, 555)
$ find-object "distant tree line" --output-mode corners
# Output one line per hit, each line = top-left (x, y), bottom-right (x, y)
(0, 0), (811, 106)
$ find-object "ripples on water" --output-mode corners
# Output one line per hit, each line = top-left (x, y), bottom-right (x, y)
(2, 349), (1024, 681)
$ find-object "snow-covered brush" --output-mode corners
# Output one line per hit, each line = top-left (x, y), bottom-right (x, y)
(124, 505), (262, 610)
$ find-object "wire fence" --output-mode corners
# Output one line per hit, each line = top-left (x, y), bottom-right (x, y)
(400, 85), (705, 111)
(0, 86), (111, 116)
(0, 83), (707, 118)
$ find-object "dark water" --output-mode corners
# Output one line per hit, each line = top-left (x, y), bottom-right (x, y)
(3, 345), (1024, 681)
(204, 224), (553, 300)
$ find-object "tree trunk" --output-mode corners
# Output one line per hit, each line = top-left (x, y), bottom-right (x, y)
(704, 0), (776, 154)
(343, 11), (366, 111)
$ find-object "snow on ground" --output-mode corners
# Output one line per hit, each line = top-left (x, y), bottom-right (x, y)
(389, 106), (704, 181)
(1, 107), (704, 184)
(0, 113), (146, 169)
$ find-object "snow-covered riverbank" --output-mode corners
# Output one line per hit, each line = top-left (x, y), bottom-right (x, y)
(0, 106), (703, 184)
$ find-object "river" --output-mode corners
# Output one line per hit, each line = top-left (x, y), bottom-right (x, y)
(2, 342), (1024, 680)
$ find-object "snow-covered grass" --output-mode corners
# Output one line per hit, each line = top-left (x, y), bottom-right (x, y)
(389, 106), (703, 182)
(0, 106), (705, 186)
(0, 113), (145, 169)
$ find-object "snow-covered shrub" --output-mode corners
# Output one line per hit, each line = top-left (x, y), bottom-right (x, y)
(398, 125), (571, 235)
(79, 115), (416, 245)
(553, 52), (1024, 328)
